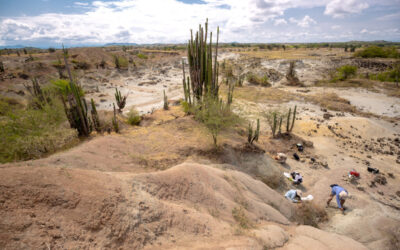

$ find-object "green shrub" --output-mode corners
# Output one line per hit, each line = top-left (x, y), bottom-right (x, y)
(127, 108), (141, 125)
(180, 100), (192, 114)
(0, 95), (77, 163)
(369, 65), (400, 84)
(137, 53), (148, 59)
(355, 46), (400, 58)
(113, 55), (129, 69)
(194, 97), (239, 146)
(332, 65), (357, 81)
(246, 72), (270, 86)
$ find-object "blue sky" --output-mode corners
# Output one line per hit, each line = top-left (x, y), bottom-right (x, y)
(0, 0), (399, 47)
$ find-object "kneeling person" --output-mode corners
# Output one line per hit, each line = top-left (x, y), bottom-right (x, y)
(285, 189), (302, 203)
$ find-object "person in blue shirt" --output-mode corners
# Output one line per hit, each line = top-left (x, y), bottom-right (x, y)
(285, 189), (302, 203)
(327, 184), (348, 212)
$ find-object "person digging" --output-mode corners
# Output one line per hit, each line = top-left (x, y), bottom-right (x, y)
(285, 189), (302, 203)
(326, 184), (348, 214)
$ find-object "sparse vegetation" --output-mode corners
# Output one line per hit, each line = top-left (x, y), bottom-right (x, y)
(369, 64), (400, 87)
(355, 46), (400, 58)
(194, 97), (238, 146)
(0, 93), (77, 163)
(293, 202), (328, 228)
(137, 53), (148, 59)
(112, 103), (119, 133)
(115, 87), (128, 112)
(332, 65), (357, 81)
(232, 206), (252, 229)
(163, 90), (169, 110)
(127, 107), (141, 125)
(246, 72), (270, 86)
(113, 55), (128, 69)
(286, 61), (301, 85)
(247, 119), (259, 145)
(263, 106), (296, 138)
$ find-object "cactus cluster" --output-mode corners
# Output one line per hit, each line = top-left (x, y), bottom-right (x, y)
(59, 45), (101, 137)
(266, 105), (297, 138)
(115, 87), (127, 112)
(90, 99), (101, 132)
(247, 119), (260, 144)
(184, 19), (220, 102)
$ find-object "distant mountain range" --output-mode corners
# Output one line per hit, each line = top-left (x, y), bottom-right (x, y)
(0, 40), (398, 49)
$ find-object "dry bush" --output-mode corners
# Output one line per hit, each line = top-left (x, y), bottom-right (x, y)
(232, 206), (252, 229)
(247, 72), (270, 87)
(259, 171), (285, 190)
(387, 227), (400, 250)
(293, 202), (328, 228)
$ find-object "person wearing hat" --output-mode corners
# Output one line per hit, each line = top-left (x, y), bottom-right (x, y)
(285, 189), (302, 203)
(327, 184), (348, 212)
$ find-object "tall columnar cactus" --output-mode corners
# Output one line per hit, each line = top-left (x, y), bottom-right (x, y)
(0, 61), (4, 73)
(272, 112), (277, 138)
(112, 103), (119, 133)
(290, 105), (297, 132)
(163, 90), (169, 110)
(247, 119), (260, 144)
(286, 107), (292, 132)
(227, 80), (234, 106)
(60, 45), (92, 137)
(278, 117), (283, 135)
(186, 19), (220, 101)
(91, 98), (101, 132)
(182, 59), (192, 105)
(115, 87), (127, 112)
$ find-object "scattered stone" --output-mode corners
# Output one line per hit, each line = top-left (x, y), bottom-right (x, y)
(377, 191), (384, 196)
(356, 185), (365, 192)
(323, 113), (333, 120)
(396, 191), (400, 198)
(374, 175), (387, 185)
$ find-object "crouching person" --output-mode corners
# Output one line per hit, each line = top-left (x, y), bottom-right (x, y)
(285, 189), (302, 203)
(327, 184), (348, 213)
(290, 172), (303, 185)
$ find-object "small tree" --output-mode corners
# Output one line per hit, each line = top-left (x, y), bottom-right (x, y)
(195, 97), (237, 146)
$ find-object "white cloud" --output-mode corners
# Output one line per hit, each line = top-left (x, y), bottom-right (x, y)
(289, 15), (316, 28)
(74, 2), (89, 6)
(0, 0), (399, 45)
(331, 25), (340, 30)
(360, 28), (368, 33)
(376, 11), (400, 21)
(274, 18), (287, 25)
(324, 0), (369, 18)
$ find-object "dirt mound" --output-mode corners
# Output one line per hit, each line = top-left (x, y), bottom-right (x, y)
(0, 162), (368, 249)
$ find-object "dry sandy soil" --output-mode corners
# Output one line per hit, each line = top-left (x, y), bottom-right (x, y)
(0, 47), (400, 249)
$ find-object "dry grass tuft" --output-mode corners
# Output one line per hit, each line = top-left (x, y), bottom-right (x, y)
(304, 92), (357, 113)
(232, 206), (252, 229)
(315, 79), (375, 89)
(232, 86), (296, 104)
(293, 202), (328, 228)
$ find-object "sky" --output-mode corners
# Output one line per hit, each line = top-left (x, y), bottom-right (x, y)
(0, 0), (400, 47)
